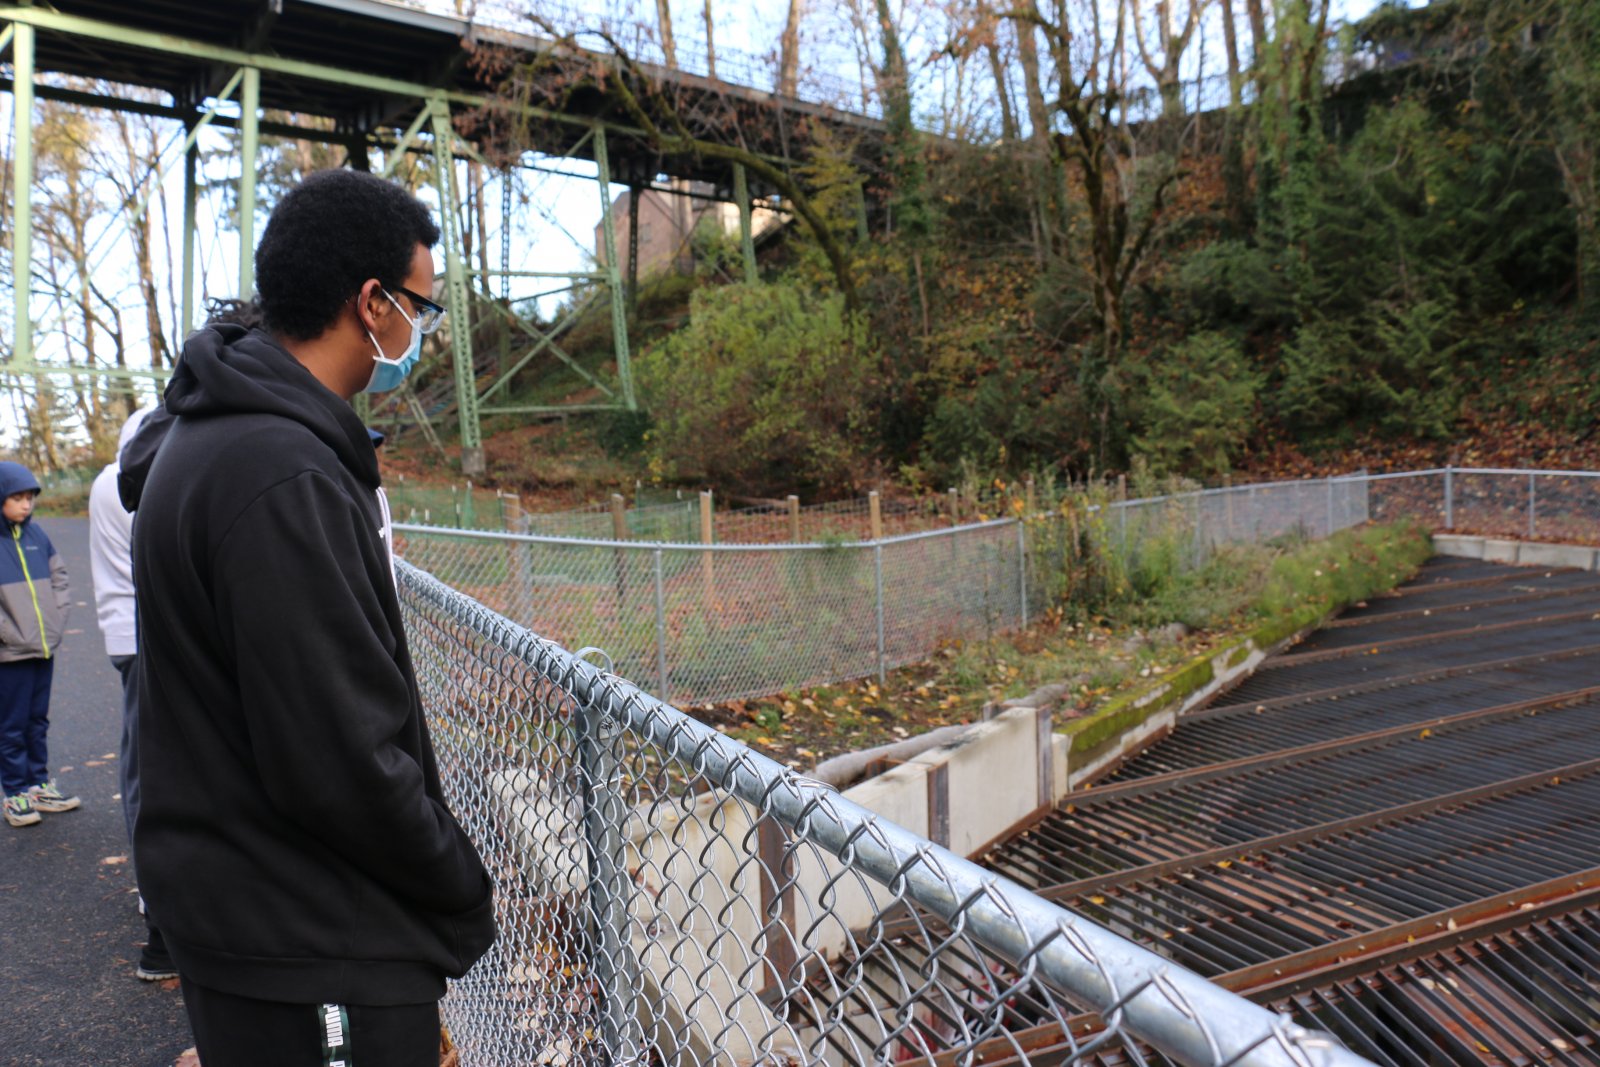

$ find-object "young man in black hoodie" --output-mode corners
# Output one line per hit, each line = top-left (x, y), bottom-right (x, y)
(124, 170), (496, 1067)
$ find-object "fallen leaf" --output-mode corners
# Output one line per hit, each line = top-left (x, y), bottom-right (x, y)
(101, 855), (128, 866)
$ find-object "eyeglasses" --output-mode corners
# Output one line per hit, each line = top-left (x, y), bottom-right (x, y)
(390, 285), (447, 335)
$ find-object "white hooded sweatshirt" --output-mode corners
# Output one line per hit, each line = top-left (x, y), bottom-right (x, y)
(89, 406), (155, 658)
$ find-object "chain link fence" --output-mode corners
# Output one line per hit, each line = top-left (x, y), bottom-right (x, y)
(395, 474), (1371, 706)
(401, 560), (1373, 1067)
(1365, 466), (1600, 543)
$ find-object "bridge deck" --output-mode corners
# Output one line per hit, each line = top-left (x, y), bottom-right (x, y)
(12, 0), (881, 186)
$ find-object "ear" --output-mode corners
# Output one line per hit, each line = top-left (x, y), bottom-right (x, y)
(354, 278), (389, 336)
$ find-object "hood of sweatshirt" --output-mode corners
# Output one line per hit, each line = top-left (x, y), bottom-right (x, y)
(116, 405), (156, 456)
(119, 325), (378, 512)
(0, 461), (41, 501)
(0, 461), (41, 532)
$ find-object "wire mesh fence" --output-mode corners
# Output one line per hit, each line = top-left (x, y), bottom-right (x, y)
(400, 560), (1374, 1067)
(396, 474), (1371, 706)
(1366, 467), (1600, 543)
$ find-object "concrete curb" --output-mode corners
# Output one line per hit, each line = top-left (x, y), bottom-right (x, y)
(1433, 533), (1599, 571)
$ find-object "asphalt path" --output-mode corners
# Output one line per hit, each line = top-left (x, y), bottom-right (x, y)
(0, 517), (192, 1067)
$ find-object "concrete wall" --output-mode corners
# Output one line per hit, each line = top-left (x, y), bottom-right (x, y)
(1433, 533), (1599, 570)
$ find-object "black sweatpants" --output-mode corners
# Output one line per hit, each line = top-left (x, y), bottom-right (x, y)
(180, 978), (440, 1067)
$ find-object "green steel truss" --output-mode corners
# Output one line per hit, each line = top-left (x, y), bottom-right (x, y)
(0, 4), (763, 473)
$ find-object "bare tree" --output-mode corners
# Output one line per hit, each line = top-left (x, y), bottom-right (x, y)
(1130, 0), (1209, 121)
(1007, 0), (1187, 461)
(655, 0), (678, 66)
(1218, 0), (1242, 108)
(779, 0), (805, 96)
(702, 0), (716, 77)
(477, 21), (861, 306)
(1244, 0), (1269, 96)
(107, 109), (172, 371)
(978, 2), (1019, 140)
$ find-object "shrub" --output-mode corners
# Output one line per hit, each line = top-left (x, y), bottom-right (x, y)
(634, 282), (877, 493)
(1133, 332), (1260, 477)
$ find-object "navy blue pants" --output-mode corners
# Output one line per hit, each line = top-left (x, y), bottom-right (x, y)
(0, 657), (53, 797)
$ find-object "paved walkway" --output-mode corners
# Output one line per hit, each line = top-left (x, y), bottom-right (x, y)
(1, 518), (191, 1067)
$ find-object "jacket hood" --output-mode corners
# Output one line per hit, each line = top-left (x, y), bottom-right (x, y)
(0, 461), (41, 500)
(119, 325), (378, 511)
(117, 405), (157, 455)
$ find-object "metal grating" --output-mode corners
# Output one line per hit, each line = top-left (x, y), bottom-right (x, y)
(938, 554), (1600, 1064)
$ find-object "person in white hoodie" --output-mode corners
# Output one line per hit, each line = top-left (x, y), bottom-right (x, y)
(88, 404), (177, 982)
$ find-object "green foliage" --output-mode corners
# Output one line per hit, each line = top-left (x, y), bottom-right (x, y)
(1256, 87), (1574, 439)
(595, 408), (653, 459)
(1067, 520), (1432, 758)
(634, 281), (877, 492)
(1133, 332), (1261, 476)
(1170, 241), (1292, 332)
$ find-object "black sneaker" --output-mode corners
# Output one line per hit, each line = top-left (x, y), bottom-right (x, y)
(136, 945), (179, 982)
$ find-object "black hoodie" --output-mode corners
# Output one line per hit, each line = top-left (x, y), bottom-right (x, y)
(124, 324), (496, 1005)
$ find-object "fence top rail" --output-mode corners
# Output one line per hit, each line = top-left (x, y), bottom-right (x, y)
(1446, 467), (1600, 478)
(393, 515), (1022, 551)
(1359, 468), (1448, 482)
(398, 558), (1376, 1067)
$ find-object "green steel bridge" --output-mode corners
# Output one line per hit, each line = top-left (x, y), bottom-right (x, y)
(0, 0), (881, 472)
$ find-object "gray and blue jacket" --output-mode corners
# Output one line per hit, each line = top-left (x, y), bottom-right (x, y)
(0, 462), (69, 662)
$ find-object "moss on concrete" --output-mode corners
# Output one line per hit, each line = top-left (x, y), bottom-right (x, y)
(1061, 522), (1431, 763)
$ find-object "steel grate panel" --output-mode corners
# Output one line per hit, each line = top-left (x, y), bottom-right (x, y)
(1111, 654), (1600, 779)
(989, 699), (1600, 887)
(1296, 588), (1600, 652)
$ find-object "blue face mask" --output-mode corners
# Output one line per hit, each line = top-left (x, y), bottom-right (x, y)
(363, 291), (423, 394)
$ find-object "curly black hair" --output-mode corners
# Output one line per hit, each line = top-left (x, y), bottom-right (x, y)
(254, 170), (440, 341)
(202, 298), (264, 330)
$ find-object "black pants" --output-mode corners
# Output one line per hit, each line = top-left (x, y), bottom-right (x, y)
(180, 978), (440, 1067)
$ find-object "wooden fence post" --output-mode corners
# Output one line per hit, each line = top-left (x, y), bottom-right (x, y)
(787, 494), (801, 542)
(869, 490), (883, 541)
(611, 493), (628, 541)
(700, 490), (715, 606)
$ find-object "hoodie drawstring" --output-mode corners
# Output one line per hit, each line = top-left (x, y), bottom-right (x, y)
(12, 525), (50, 659)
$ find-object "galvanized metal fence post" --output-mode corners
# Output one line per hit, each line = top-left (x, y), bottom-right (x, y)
(1016, 518), (1028, 629)
(576, 692), (641, 1060)
(652, 547), (668, 700)
(874, 541), (886, 686)
(1528, 472), (1537, 540)
(1444, 465), (1454, 529)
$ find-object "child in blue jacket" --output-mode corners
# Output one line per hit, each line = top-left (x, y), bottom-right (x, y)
(0, 461), (77, 827)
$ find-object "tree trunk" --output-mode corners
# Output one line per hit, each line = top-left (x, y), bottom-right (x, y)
(471, 162), (491, 289)
(1218, 0), (1251, 232)
(1014, 11), (1057, 258)
(1015, 14), (1051, 149)
(1220, 0), (1243, 107)
(703, 0), (716, 78)
(984, 16), (1018, 140)
(779, 0), (804, 96)
(1244, 0), (1268, 96)
(655, 0), (677, 66)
